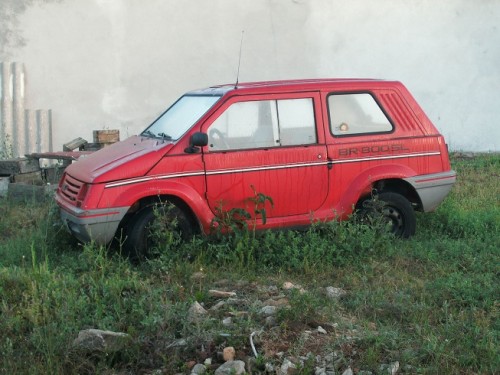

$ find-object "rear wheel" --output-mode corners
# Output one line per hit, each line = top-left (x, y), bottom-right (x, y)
(360, 192), (416, 238)
(123, 203), (193, 260)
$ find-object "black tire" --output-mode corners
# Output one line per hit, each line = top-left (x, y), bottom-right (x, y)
(378, 192), (416, 238)
(123, 203), (193, 260)
(359, 192), (416, 238)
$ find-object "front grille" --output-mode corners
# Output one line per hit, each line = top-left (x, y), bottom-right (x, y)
(60, 174), (85, 204)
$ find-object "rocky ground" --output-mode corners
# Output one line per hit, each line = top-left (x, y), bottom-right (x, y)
(71, 276), (403, 375)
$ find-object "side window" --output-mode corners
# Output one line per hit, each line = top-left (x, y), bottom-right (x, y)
(209, 101), (277, 150)
(328, 93), (392, 136)
(278, 99), (316, 146)
(208, 98), (316, 151)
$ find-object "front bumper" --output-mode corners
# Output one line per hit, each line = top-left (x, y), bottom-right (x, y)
(405, 170), (457, 212)
(56, 195), (129, 245)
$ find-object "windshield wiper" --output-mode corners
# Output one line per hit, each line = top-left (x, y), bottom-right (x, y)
(157, 132), (173, 140)
(141, 130), (156, 138)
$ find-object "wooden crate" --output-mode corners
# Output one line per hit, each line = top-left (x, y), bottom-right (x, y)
(93, 130), (120, 144)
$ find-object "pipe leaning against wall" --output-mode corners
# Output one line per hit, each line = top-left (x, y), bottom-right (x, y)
(12, 62), (25, 157)
(0, 62), (13, 157)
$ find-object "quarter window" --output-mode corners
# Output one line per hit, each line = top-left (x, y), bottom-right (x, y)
(208, 98), (316, 151)
(328, 93), (392, 136)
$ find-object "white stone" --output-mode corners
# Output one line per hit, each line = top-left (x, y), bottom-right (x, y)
(260, 305), (277, 316)
(214, 360), (246, 375)
(326, 286), (347, 299)
(191, 364), (206, 374)
(283, 281), (306, 293)
(209, 290), (237, 298)
(72, 329), (129, 352)
(280, 358), (297, 375)
(188, 301), (208, 323)
(265, 363), (275, 372)
(390, 361), (400, 375)
(381, 361), (400, 375)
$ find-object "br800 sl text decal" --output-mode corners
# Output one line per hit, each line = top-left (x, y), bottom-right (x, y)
(339, 144), (410, 157)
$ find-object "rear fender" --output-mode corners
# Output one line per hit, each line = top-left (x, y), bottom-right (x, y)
(336, 164), (417, 214)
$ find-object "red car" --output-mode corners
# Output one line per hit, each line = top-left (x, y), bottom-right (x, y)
(56, 79), (456, 256)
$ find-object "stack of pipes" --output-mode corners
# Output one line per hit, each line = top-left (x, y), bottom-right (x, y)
(0, 62), (52, 159)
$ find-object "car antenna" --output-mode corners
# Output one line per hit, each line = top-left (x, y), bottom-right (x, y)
(234, 30), (244, 89)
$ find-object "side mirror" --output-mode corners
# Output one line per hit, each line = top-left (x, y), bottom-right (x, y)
(184, 132), (208, 153)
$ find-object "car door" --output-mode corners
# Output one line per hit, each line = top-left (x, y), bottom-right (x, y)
(201, 92), (329, 221)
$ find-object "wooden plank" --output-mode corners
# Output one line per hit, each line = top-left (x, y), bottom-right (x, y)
(0, 158), (40, 175)
(63, 137), (88, 151)
(29, 151), (93, 161)
(80, 143), (103, 151)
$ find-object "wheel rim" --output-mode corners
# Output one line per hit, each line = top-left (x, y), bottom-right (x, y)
(383, 205), (404, 235)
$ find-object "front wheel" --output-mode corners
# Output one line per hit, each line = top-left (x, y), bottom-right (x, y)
(360, 192), (416, 238)
(122, 203), (193, 260)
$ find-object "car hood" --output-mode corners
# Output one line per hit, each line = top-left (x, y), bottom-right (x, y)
(64, 135), (173, 183)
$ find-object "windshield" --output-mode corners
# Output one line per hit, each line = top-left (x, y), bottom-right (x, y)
(141, 95), (221, 140)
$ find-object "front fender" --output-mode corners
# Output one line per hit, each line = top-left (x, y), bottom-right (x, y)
(97, 177), (214, 232)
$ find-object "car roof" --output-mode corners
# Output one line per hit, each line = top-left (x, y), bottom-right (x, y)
(188, 78), (402, 96)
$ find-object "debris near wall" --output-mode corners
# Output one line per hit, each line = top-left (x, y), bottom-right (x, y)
(0, 157), (54, 200)
(93, 129), (120, 146)
(0, 130), (120, 201)
(0, 158), (40, 175)
(63, 137), (87, 152)
(80, 130), (120, 151)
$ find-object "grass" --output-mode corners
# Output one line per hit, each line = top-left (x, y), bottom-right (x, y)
(0, 153), (498, 374)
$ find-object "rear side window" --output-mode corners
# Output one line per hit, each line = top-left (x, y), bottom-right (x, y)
(328, 93), (392, 136)
(277, 99), (316, 146)
(208, 98), (316, 151)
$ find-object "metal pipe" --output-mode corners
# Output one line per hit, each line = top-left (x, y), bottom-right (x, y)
(0, 62), (13, 157)
(12, 62), (26, 157)
(26, 109), (37, 153)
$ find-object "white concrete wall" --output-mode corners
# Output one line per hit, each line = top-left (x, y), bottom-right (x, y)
(1, 0), (499, 152)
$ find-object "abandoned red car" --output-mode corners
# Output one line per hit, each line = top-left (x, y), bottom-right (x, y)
(56, 79), (456, 256)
